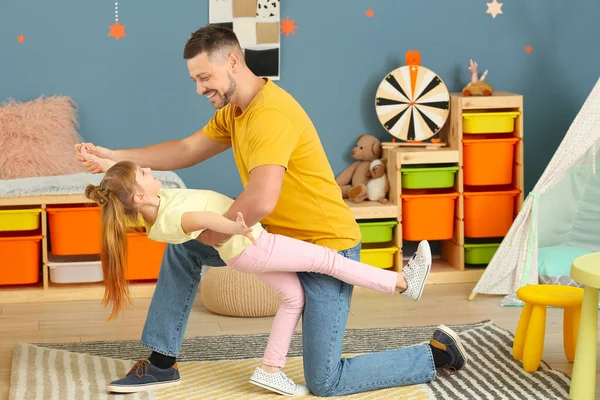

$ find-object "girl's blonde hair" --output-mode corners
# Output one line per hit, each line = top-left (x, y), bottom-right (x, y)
(85, 161), (144, 320)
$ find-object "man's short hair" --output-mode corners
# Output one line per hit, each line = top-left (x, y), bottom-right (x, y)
(183, 24), (242, 61)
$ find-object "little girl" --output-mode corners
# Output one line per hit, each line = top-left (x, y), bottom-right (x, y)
(84, 159), (432, 397)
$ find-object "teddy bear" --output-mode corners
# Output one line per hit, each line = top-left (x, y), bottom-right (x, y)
(349, 158), (390, 204)
(366, 158), (390, 203)
(335, 134), (382, 203)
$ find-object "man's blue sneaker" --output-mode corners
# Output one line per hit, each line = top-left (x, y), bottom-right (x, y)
(429, 325), (468, 371)
(107, 360), (181, 393)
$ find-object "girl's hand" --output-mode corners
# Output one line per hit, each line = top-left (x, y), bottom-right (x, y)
(75, 143), (115, 174)
(236, 212), (256, 245)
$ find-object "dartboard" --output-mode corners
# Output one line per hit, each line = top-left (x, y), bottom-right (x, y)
(375, 65), (450, 142)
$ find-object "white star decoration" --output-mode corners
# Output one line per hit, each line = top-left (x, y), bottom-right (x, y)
(486, 0), (503, 18)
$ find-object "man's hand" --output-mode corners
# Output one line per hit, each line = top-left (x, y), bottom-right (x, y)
(75, 143), (116, 173)
(195, 165), (284, 247)
(195, 213), (255, 246)
(75, 142), (114, 160)
(75, 143), (115, 174)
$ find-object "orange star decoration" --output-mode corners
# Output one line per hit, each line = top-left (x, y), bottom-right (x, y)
(524, 45), (533, 53)
(17, 34), (25, 43)
(109, 21), (126, 41)
(366, 9), (374, 17)
(280, 17), (298, 37)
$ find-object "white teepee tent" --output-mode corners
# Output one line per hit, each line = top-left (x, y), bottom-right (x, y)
(469, 77), (600, 304)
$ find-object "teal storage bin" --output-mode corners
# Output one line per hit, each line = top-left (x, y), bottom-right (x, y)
(401, 165), (459, 189)
(358, 220), (398, 243)
(464, 243), (501, 265)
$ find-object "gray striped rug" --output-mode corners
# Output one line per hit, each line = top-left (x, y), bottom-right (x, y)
(10, 344), (155, 400)
(10, 320), (570, 399)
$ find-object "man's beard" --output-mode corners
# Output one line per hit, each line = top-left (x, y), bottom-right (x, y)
(216, 73), (236, 108)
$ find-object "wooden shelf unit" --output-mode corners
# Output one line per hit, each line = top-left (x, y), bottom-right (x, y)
(0, 194), (160, 304)
(0, 92), (523, 303)
(449, 91), (525, 209)
(449, 90), (523, 278)
(350, 91), (524, 285)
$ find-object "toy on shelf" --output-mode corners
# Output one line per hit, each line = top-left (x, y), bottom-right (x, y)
(335, 134), (383, 202)
(365, 158), (390, 204)
(375, 50), (450, 146)
(462, 59), (494, 96)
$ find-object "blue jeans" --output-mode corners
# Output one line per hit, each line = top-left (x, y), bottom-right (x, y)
(141, 240), (436, 397)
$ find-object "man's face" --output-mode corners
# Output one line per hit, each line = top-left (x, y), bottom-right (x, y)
(187, 51), (236, 109)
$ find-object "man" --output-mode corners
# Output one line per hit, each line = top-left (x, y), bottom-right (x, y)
(78, 25), (467, 397)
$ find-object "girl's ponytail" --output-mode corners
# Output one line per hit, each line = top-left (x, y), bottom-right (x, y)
(84, 161), (141, 320)
(86, 184), (131, 320)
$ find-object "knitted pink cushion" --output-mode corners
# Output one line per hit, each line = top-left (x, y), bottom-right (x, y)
(0, 96), (87, 179)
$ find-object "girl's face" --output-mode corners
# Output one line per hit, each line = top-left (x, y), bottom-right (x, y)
(135, 166), (161, 197)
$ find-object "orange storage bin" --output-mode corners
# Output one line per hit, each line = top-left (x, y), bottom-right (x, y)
(126, 232), (166, 281)
(462, 135), (520, 186)
(0, 234), (42, 285)
(401, 190), (459, 241)
(46, 205), (101, 255)
(464, 186), (521, 238)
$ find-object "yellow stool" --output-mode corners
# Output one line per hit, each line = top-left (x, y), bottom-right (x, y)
(569, 253), (600, 400)
(513, 284), (583, 372)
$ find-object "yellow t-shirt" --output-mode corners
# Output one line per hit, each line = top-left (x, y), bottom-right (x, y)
(144, 188), (264, 261)
(202, 78), (361, 251)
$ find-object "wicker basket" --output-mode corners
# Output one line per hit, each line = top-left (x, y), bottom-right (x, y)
(200, 266), (281, 317)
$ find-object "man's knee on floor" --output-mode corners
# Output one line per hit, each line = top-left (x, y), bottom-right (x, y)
(304, 372), (337, 397)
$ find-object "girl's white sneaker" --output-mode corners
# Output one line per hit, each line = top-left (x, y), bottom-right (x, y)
(400, 240), (432, 301)
(249, 367), (310, 396)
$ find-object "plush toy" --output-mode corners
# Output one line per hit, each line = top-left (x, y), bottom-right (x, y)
(366, 159), (389, 203)
(462, 59), (494, 96)
(335, 134), (382, 202)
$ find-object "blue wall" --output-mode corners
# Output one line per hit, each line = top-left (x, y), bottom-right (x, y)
(2, 0), (599, 197)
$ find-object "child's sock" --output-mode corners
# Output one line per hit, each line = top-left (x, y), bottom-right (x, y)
(261, 364), (282, 374)
(429, 344), (451, 368)
(149, 351), (177, 369)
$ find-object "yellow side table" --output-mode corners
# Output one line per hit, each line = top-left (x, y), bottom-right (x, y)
(569, 253), (600, 400)
(513, 284), (583, 372)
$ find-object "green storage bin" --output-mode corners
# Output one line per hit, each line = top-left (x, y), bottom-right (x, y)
(464, 243), (501, 265)
(358, 220), (398, 243)
(401, 165), (459, 189)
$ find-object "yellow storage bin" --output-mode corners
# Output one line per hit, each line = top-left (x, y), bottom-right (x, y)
(462, 111), (520, 134)
(0, 208), (43, 231)
(360, 243), (398, 269)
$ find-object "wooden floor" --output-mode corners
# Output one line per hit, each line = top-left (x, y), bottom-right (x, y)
(1, 282), (598, 399)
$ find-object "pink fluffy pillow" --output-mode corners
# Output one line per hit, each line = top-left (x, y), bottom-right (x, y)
(0, 95), (87, 179)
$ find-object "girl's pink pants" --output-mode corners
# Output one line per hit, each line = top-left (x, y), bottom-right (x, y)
(226, 230), (398, 367)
